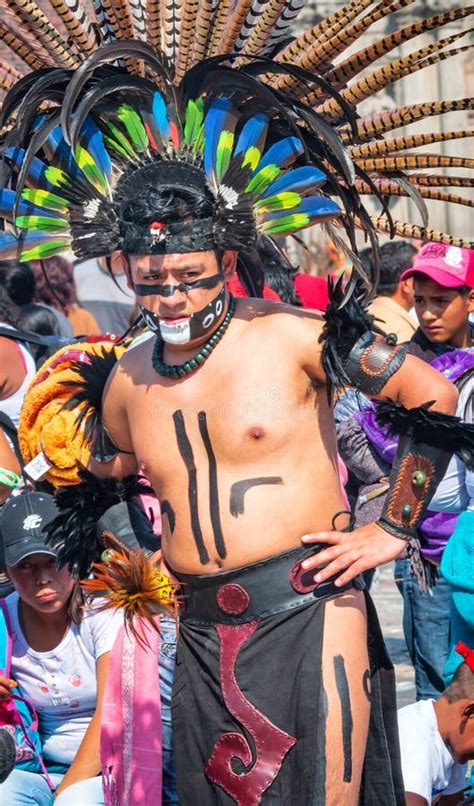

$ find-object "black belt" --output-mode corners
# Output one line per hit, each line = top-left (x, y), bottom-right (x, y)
(171, 546), (363, 626)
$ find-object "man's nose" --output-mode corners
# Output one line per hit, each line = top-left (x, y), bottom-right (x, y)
(35, 569), (52, 585)
(421, 307), (436, 321)
(160, 285), (186, 302)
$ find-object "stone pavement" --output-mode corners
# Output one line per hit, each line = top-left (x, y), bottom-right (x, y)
(371, 562), (416, 708)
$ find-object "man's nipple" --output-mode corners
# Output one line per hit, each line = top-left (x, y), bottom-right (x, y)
(248, 426), (265, 440)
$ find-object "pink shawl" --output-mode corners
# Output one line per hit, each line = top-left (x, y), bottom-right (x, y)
(101, 618), (162, 805)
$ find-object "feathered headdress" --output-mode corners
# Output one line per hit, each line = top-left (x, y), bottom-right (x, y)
(0, 0), (472, 296)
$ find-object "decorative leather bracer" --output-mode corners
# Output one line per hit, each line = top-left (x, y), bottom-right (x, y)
(373, 400), (474, 586)
(343, 331), (408, 395)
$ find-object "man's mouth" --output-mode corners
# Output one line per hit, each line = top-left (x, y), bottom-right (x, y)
(36, 590), (58, 603)
(161, 316), (190, 325)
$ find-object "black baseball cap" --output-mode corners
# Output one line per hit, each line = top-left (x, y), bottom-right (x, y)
(0, 492), (58, 567)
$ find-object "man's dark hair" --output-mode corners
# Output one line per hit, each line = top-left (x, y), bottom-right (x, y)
(258, 236), (301, 305)
(121, 184), (214, 225)
(0, 286), (21, 327)
(375, 241), (417, 296)
(0, 260), (36, 306)
(445, 662), (474, 703)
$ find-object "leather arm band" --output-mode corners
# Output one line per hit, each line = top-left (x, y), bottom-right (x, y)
(91, 422), (134, 463)
(343, 331), (408, 395)
(376, 435), (451, 542)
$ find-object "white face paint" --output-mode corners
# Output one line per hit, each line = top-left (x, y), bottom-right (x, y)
(159, 319), (192, 344)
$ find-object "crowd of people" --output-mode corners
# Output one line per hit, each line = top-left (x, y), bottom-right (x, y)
(0, 237), (472, 805)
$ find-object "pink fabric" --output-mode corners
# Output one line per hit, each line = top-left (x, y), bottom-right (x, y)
(101, 619), (162, 806)
(337, 455), (349, 509)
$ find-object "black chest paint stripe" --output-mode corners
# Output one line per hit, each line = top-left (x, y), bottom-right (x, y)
(333, 654), (353, 784)
(161, 500), (176, 535)
(172, 410), (210, 565)
(229, 477), (284, 518)
(198, 411), (227, 560)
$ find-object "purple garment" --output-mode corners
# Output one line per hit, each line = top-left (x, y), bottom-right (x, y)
(354, 350), (474, 563)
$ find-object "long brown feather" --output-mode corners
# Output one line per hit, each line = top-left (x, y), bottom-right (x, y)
(363, 217), (473, 249)
(48, 0), (97, 56)
(101, 0), (135, 39)
(355, 153), (474, 172)
(175, 0), (199, 79)
(403, 175), (474, 189)
(349, 130), (474, 159)
(276, 0), (373, 65)
(324, 6), (474, 92)
(221, 0), (254, 55)
(5, 0), (80, 67)
(160, 0), (183, 66)
(315, 36), (472, 117)
(0, 60), (24, 84)
(206, 0), (233, 57)
(0, 20), (55, 71)
(190, 0), (214, 66)
(338, 99), (474, 143)
(353, 179), (473, 209)
(147, 0), (162, 50)
(237, 0), (287, 60)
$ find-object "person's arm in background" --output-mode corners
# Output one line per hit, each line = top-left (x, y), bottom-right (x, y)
(53, 652), (110, 799)
(429, 453), (468, 513)
(0, 428), (20, 504)
(406, 795), (427, 806)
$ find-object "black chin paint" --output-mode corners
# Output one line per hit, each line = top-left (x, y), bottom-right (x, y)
(229, 477), (283, 517)
(333, 655), (353, 784)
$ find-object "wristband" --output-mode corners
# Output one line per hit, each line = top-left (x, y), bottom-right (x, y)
(0, 469), (21, 489)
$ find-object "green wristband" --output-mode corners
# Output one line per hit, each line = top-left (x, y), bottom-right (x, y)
(0, 469), (21, 489)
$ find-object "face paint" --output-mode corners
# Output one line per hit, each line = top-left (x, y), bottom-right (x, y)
(139, 280), (227, 345)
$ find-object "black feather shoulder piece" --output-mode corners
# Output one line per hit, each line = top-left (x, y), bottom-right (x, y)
(60, 346), (123, 446)
(376, 400), (474, 471)
(320, 276), (375, 397)
(46, 471), (150, 577)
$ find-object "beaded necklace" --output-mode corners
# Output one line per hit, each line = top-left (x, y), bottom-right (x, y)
(152, 295), (236, 378)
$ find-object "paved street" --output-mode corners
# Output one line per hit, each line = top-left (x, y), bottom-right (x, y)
(371, 563), (416, 708)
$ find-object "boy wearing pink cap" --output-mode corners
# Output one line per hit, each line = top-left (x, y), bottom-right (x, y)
(401, 244), (474, 350)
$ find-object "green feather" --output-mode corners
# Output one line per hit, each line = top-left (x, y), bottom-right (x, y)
(216, 131), (234, 184)
(254, 192), (301, 213)
(15, 215), (69, 233)
(117, 104), (148, 152)
(105, 123), (137, 159)
(261, 213), (310, 235)
(246, 165), (281, 195)
(184, 99), (204, 149)
(103, 134), (134, 160)
(242, 147), (261, 171)
(74, 145), (108, 194)
(20, 239), (71, 262)
(44, 167), (72, 189)
(21, 189), (69, 213)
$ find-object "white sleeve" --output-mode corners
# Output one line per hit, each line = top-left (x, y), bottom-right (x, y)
(429, 453), (468, 513)
(443, 762), (467, 796)
(83, 601), (124, 660)
(397, 709), (432, 803)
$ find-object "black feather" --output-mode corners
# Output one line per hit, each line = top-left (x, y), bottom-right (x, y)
(375, 400), (474, 470)
(45, 472), (150, 576)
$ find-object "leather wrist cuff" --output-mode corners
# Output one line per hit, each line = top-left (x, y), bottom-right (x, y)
(377, 435), (451, 541)
(343, 331), (408, 395)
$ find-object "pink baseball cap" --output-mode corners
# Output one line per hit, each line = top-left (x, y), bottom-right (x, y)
(400, 242), (474, 289)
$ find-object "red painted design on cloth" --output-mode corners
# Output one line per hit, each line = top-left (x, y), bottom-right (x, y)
(205, 621), (297, 805)
(216, 584), (249, 616)
(289, 557), (318, 594)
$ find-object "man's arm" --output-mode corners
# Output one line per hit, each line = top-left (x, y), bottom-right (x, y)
(406, 794), (428, 806)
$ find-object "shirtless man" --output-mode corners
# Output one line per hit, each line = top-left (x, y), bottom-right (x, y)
(96, 246), (457, 805)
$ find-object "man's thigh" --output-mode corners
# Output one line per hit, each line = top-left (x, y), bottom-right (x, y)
(322, 589), (370, 806)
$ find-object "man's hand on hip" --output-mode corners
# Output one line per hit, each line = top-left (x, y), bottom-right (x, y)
(301, 522), (407, 587)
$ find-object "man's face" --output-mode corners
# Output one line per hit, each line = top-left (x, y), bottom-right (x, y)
(450, 700), (474, 764)
(125, 251), (236, 348)
(6, 553), (75, 615)
(413, 276), (474, 348)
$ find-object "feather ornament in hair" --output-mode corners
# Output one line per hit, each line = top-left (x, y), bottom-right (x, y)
(48, 0), (97, 56)
(221, 0), (253, 54)
(364, 217), (473, 250)
(5, 0), (81, 68)
(82, 533), (179, 644)
(189, 0), (214, 65)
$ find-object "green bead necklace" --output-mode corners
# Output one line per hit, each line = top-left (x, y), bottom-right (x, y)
(152, 295), (236, 378)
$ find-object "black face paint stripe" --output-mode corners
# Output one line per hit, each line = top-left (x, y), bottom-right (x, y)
(134, 273), (222, 297)
(333, 655), (353, 784)
(229, 477), (283, 518)
(173, 410), (209, 565)
(161, 500), (176, 535)
(198, 411), (226, 560)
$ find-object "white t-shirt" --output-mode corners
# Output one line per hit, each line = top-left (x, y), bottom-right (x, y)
(398, 699), (466, 804)
(5, 592), (122, 765)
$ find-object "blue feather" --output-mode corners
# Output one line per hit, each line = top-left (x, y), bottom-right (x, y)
(0, 231), (55, 260)
(0, 189), (58, 221)
(46, 125), (81, 180)
(262, 166), (327, 198)
(264, 195), (340, 221)
(3, 148), (54, 189)
(152, 92), (170, 142)
(234, 114), (268, 158)
(253, 137), (304, 174)
(204, 98), (236, 184)
(79, 117), (112, 181)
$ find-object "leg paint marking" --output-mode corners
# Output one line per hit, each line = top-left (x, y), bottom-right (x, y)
(198, 411), (226, 559)
(229, 477), (283, 518)
(333, 654), (353, 784)
(173, 410), (209, 565)
(362, 669), (372, 703)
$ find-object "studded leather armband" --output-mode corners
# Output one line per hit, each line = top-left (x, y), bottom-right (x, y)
(377, 436), (450, 542)
(343, 331), (408, 395)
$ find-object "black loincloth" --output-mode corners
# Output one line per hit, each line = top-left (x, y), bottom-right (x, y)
(171, 548), (404, 805)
